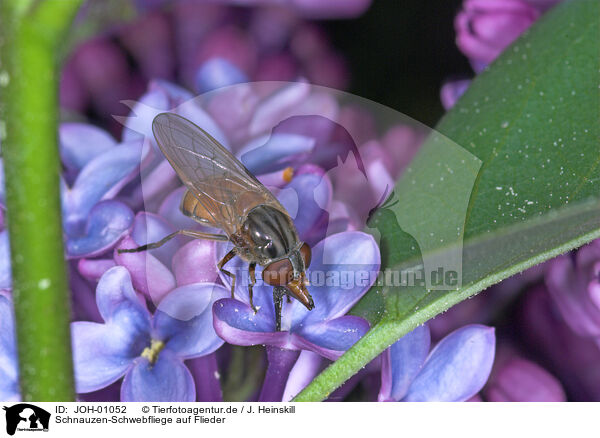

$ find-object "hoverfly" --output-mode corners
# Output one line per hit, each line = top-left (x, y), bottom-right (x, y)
(120, 112), (313, 331)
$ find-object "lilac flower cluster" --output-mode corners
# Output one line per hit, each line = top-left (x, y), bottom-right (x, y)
(62, 0), (354, 130)
(0, 2), (505, 403)
(441, 0), (562, 109)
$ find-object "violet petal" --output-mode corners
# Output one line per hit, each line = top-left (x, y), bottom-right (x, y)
(131, 212), (181, 267)
(172, 240), (221, 286)
(238, 133), (315, 175)
(120, 351), (195, 402)
(153, 283), (229, 358)
(195, 58), (249, 94)
(213, 298), (290, 347)
(403, 325), (495, 402)
(59, 123), (116, 170)
(71, 321), (145, 393)
(0, 293), (19, 401)
(64, 140), (146, 231)
(379, 324), (431, 401)
(114, 236), (176, 305)
(292, 231), (380, 326)
(0, 230), (11, 289)
(66, 200), (134, 258)
(293, 315), (369, 359)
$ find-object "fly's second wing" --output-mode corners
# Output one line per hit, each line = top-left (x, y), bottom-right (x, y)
(152, 112), (287, 237)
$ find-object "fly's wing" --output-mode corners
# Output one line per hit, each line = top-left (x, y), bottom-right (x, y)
(152, 112), (288, 237)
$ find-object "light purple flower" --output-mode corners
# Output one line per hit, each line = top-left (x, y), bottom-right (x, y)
(0, 291), (19, 401)
(484, 357), (565, 401)
(378, 324), (496, 401)
(60, 124), (150, 258)
(213, 230), (378, 360)
(71, 266), (228, 401)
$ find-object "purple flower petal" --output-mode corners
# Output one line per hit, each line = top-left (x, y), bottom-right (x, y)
(546, 250), (600, 337)
(213, 298), (290, 347)
(403, 325), (495, 402)
(485, 358), (566, 402)
(94, 266), (150, 323)
(0, 292), (19, 401)
(77, 258), (116, 282)
(72, 267), (152, 393)
(0, 230), (11, 289)
(66, 200), (134, 258)
(213, 244), (276, 318)
(238, 133), (315, 175)
(293, 231), (380, 326)
(114, 236), (176, 305)
(153, 283), (229, 358)
(59, 123), (116, 171)
(379, 324), (431, 401)
(172, 240), (221, 286)
(119, 87), (170, 143)
(205, 83), (260, 144)
(282, 350), (324, 401)
(64, 140), (148, 232)
(131, 212), (181, 267)
(195, 58), (249, 94)
(293, 315), (369, 360)
(455, 0), (538, 65)
(71, 321), (144, 393)
(278, 167), (331, 246)
(132, 159), (179, 210)
(248, 81), (311, 138)
(120, 350), (195, 402)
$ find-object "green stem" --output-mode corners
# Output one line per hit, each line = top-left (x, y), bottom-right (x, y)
(0, 0), (83, 401)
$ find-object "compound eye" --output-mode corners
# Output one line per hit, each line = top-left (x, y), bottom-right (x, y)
(300, 243), (312, 268)
(263, 258), (293, 286)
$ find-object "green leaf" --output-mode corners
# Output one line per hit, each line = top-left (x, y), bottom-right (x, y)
(295, 0), (600, 401)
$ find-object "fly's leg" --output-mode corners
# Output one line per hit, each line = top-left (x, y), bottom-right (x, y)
(248, 262), (258, 314)
(218, 249), (237, 299)
(117, 229), (228, 253)
(273, 286), (286, 332)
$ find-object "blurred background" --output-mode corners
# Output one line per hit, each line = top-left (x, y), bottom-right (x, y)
(60, 0), (471, 131)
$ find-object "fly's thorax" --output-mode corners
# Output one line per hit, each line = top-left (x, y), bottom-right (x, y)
(239, 205), (299, 265)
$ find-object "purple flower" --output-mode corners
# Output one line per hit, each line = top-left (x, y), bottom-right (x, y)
(445, 0), (560, 109)
(455, 0), (539, 70)
(213, 230), (378, 359)
(519, 285), (600, 401)
(545, 239), (600, 338)
(59, 123), (150, 258)
(61, 2), (358, 119)
(484, 357), (565, 401)
(0, 291), (19, 401)
(71, 266), (228, 401)
(378, 324), (495, 401)
(110, 212), (221, 304)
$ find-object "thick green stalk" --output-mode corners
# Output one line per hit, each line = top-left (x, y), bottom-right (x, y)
(0, 0), (83, 401)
